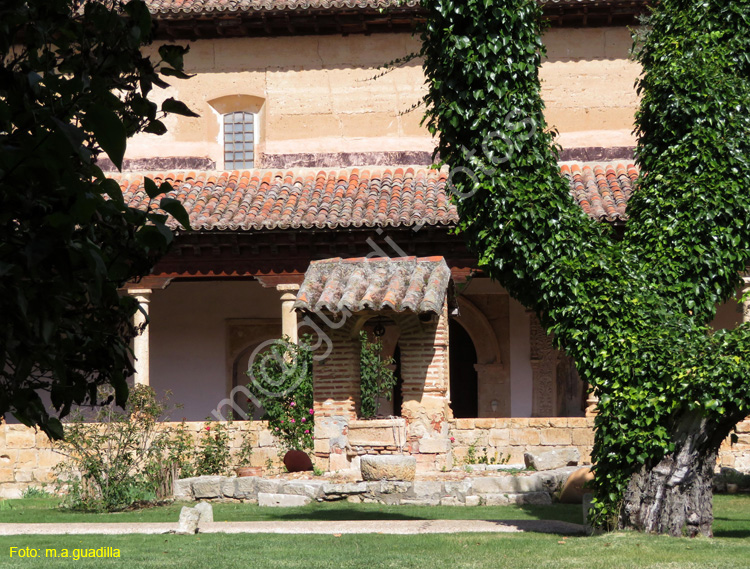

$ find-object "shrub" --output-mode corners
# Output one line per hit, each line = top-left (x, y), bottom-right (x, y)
(248, 337), (314, 452)
(54, 385), (175, 511)
(194, 420), (232, 476)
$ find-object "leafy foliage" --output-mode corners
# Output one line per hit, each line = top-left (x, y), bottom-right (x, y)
(195, 421), (232, 476)
(421, 0), (750, 532)
(248, 338), (314, 452)
(0, 0), (192, 438)
(358, 330), (397, 418)
(54, 385), (176, 511)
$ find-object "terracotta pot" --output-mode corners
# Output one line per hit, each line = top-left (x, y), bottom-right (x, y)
(236, 466), (263, 477)
(283, 450), (314, 472)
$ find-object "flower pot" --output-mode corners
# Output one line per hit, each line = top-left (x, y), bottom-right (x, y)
(283, 450), (314, 472)
(236, 466), (263, 477)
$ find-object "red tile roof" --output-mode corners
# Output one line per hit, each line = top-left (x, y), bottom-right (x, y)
(114, 163), (637, 230)
(144, 0), (643, 18)
(294, 256), (454, 314)
(562, 162), (636, 222)
(145, 0), (419, 18)
(117, 167), (456, 230)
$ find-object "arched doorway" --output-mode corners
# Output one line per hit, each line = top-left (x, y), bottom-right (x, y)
(360, 316), (403, 417)
(449, 319), (478, 418)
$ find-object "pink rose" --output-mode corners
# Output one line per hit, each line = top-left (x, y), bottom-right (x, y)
(301, 418), (306, 423)
(290, 418), (296, 423)
(304, 430), (309, 434)
(309, 409), (314, 415)
(450, 437), (455, 443)
(290, 401), (296, 407)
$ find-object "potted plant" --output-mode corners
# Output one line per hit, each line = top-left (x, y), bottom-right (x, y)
(247, 337), (315, 472)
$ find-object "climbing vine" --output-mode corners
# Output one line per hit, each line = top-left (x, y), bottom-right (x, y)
(421, 0), (750, 535)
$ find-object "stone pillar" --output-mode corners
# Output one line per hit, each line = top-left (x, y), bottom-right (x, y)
(529, 314), (557, 417)
(585, 388), (599, 417)
(277, 284), (300, 344)
(131, 288), (152, 386)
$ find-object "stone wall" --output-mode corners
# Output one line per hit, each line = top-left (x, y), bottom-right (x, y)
(0, 421), (281, 499)
(718, 419), (750, 471)
(448, 418), (596, 467)
(3, 417), (749, 498)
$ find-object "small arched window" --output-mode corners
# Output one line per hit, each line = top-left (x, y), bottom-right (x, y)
(223, 111), (255, 169)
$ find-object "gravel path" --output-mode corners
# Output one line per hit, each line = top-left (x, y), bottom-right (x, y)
(0, 519), (586, 536)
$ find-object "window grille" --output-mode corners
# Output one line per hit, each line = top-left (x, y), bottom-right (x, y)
(223, 111), (254, 169)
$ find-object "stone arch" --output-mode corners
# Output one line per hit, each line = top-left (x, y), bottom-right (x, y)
(451, 296), (508, 417)
(226, 319), (280, 420)
(351, 314), (403, 417)
(452, 296), (502, 366)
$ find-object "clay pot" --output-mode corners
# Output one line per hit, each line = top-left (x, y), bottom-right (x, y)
(559, 467), (595, 504)
(283, 450), (314, 472)
(236, 466), (263, 477)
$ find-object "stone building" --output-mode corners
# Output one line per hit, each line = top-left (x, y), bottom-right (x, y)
(2, 0), (749, 495)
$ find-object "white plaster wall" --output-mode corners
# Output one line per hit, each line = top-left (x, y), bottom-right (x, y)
(148, 280), (282, 420)
(508, 298), (533, 416)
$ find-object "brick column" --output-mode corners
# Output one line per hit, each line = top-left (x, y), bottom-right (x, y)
(131, 288), (151, 386)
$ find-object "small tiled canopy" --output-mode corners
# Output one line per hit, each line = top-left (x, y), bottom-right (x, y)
(294, 256), (456, 315)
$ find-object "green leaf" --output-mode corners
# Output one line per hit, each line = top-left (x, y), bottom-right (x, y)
(85, 106), (127, 170)
(161, 98), (199, 118)
(144, 177), (161, 199)
(159, 196), (191, 230)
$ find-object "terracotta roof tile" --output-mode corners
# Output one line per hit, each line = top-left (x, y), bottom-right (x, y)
(143, 0), (640, 18)
(562, 162), (636, 222)
(145, 0), (419, 18)
(294, 256), (454, 314)
(116, 167), (457, 230)
(114, 162), (637, 230)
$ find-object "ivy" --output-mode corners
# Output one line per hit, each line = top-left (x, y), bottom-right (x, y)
(359, 331), (397, 419)
(421, 0), (750, 532)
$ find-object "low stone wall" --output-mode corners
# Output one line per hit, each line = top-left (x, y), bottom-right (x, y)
(0, 421), (282, 499)
(718, 419), (750, 470)
(174, 468), (579, 506)
(2, 417), (749, 498)
(447, 417), (596, 466)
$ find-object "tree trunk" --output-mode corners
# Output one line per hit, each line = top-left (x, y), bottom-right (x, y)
(619, 411), (730, 537)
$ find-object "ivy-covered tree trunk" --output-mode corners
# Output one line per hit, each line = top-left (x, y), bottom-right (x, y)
(619, 412), (735, 536)
(421, 0), (750, 536)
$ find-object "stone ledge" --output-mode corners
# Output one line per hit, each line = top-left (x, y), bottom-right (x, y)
(173, 468), (580, 506)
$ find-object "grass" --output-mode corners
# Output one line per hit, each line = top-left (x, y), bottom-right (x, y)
(2, 530), (750, 569)
(0, 495), (747, 568)
(0, 497), (582, 525)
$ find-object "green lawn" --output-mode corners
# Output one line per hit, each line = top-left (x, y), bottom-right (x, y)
(0, 497), (582, 524)
(0, 495), (747, 569)
(1, 531), (750, 569)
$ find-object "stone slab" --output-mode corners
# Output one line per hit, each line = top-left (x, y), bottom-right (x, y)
(257, 492), (311, 507)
